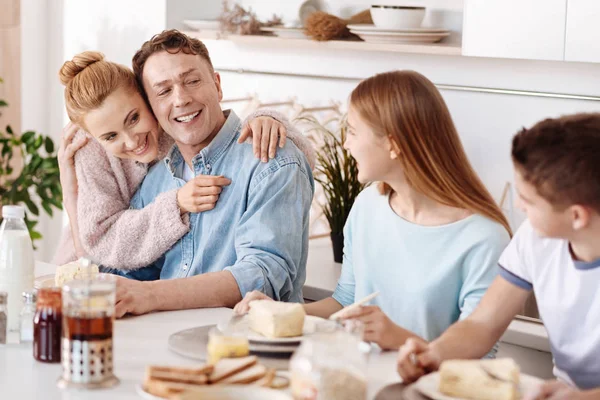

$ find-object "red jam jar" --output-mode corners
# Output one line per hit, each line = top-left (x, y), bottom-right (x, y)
(33, 287), (62, 363)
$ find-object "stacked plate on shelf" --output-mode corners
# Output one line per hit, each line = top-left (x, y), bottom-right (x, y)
(347, 24), (450, 44)
(183, 19), (221, 31)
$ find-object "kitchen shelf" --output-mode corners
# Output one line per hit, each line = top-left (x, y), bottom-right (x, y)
(184, 30), (463, 57)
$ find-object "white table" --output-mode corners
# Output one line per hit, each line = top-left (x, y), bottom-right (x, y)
(0, 262), (401, 399)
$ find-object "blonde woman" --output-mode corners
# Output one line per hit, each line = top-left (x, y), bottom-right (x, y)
(53, 51), (314, 272)
(235, 70), (511, 351)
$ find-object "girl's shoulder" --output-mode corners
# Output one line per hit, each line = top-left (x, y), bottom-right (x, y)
(354, 184), (384, 205)
(461, 214), (512, 249)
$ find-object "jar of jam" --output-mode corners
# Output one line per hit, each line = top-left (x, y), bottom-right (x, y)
(33, 287), (62, 363)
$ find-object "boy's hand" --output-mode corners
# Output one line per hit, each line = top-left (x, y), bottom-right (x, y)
(524, 380), (588, 400)
(397, 338), (442, 383)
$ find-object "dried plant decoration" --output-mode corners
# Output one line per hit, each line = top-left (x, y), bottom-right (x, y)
(220, 1), (282, 35)
(305, 9), (373, 41)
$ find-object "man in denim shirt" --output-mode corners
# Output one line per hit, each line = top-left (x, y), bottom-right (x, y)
(114, 30), (314, 317)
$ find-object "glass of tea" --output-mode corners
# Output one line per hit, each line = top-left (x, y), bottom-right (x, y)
(57, 273), (119, 389)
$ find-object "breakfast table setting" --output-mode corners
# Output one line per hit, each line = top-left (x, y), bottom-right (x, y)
(0, 261), (414, 400)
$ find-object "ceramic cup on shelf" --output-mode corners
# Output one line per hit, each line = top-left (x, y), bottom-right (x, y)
(370, 5), (426, 29)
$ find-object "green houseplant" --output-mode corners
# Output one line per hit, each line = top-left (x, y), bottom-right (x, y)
(0, 77), (62, 245)
(297, 114), (366, 262)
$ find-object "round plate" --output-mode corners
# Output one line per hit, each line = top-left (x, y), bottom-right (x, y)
(231, 315), (336, 345)
(183, 19), (220, 31)
(34, 274), (56, 289)
(347, 24), (449, 34)
(136, 384), (293, 400)
(261, 27), (308, 39)
(413, 371), (543, 400)
(352, 31), (450, 44)
(168, 325), (299, 363)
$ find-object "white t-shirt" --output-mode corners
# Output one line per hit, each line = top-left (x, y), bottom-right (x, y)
(499, 220), (600, 389)
(176, 162), (195, 182)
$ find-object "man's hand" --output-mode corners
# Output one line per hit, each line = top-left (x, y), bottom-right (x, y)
(238, 116), (287, 162)
(115, 277), (159, 318)
(397, 338), (442, 383)
(524, 381), (593, 400)
(232, 290), (271, 315)
(177, 175), (231, 214)
(342, 305), (405, 350)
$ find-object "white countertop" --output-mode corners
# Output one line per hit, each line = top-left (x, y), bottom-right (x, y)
(0, 262), (400, 399)
(304, 237), (550, 352)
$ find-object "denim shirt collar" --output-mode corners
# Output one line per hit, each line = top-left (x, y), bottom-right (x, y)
(163, 109), (241, 175)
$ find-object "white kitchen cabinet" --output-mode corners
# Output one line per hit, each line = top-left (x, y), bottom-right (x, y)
(565, 0), (600, 63)
(462, 0), (567, 61)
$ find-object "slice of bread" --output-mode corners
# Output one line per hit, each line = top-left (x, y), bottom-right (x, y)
(208, 355), (258, 383)
(145, 364), (213, 385)
(217, 364), (267, 384)
(253, 368), (276, 387)
(439, 358), (520, 400)
(144, 379), (203, 398)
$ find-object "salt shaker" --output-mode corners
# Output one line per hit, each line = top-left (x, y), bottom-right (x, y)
(20, 290), (37, 343)
(0, 292), (8, 345)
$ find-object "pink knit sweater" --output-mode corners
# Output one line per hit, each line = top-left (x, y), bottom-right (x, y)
(52, 110), (315, 269)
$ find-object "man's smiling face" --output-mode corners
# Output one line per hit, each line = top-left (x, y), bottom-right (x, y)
(142, 50), (224, 148)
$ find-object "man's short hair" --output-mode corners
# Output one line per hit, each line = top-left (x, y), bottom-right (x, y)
(132, 29), (214, 87)
(512, 113), (600, 213)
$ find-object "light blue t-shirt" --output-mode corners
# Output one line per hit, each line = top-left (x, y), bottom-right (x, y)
(332, 186), (510, 341)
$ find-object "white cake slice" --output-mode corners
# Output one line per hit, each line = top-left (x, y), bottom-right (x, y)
(55, 258), (100, 286)
(439, 358), (520, 400)
(248, 300), (306, 338)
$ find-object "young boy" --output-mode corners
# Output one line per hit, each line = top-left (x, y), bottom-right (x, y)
(396, 113), (600, 398)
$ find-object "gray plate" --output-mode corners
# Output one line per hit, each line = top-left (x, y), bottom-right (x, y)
(167, 325), (297, 370)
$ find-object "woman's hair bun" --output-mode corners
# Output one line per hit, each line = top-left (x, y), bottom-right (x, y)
(59, 51), (105, 85)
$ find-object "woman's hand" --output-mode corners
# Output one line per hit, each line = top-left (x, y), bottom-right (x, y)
(238, 116), (287, 162)
(342, 305), (405, 350)
(233, 290), (272, 315)
(177, 175), (231, 214)
(57, 122), (88, 205)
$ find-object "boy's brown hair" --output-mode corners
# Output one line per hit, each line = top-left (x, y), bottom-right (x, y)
(132, 29), (214, 87)
(512, 113), (600, 213)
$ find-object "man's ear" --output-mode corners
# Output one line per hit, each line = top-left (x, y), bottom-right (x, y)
(571, 205), (591, 231)
(214, 72), (223, 102)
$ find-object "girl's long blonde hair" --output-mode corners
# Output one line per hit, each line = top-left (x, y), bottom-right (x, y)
(350, 70), (512, 235)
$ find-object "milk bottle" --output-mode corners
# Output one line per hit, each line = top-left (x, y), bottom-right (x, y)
(0, 206), (35, 331)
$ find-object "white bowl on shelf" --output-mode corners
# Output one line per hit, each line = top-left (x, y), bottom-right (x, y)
(370, 5), (426, 30)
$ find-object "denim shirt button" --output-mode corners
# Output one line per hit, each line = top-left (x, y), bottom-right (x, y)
(206, 164), (211, 170)
(183, 263), (188, 271)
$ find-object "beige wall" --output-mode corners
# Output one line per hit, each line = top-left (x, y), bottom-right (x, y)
(0, 0), (21, 187)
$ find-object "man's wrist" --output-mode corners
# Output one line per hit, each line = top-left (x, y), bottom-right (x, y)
(147, 280), (163, 311)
